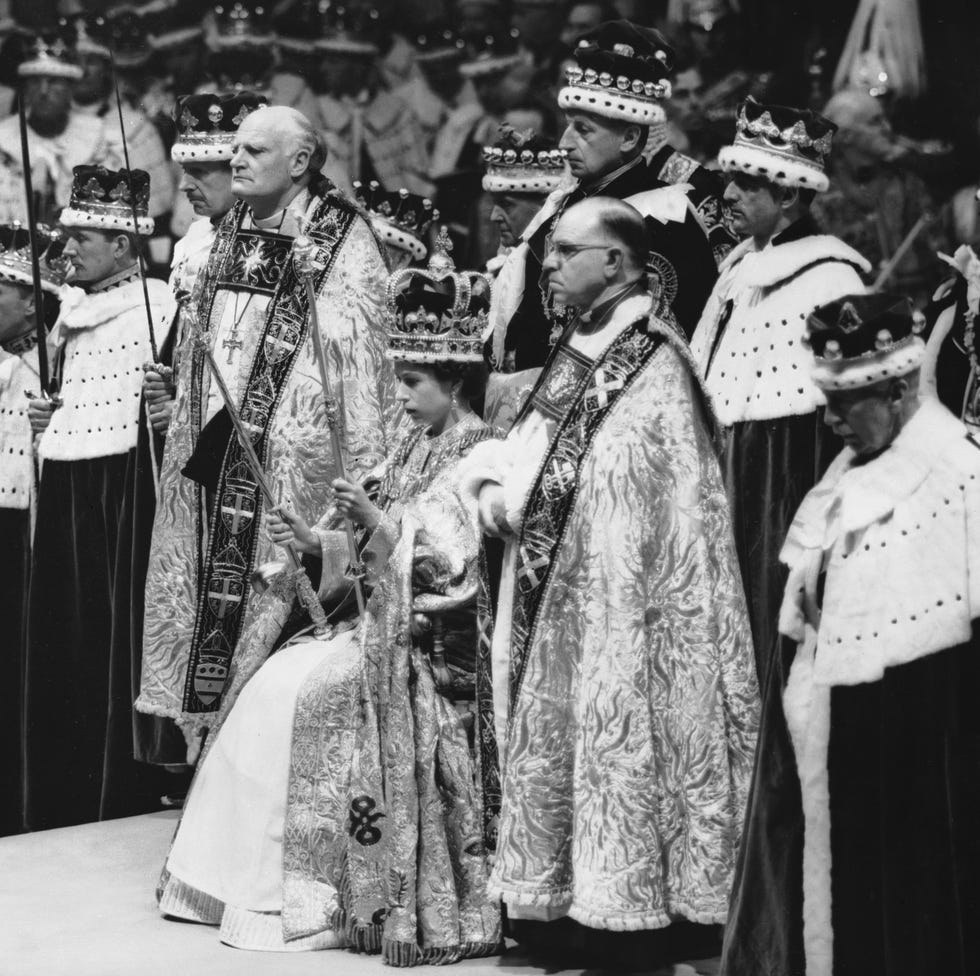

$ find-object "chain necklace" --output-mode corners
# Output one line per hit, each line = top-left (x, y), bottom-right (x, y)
(221, 207), (288, 366)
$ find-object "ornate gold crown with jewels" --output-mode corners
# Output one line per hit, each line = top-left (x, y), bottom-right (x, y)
(384, 229), (491, 364)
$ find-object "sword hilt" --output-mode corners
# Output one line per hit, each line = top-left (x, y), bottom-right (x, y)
(293, 563), (330, 636)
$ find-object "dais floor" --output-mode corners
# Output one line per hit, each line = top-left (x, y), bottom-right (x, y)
(0, 811), (719, 976)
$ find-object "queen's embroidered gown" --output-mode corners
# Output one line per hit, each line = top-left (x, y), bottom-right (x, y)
(159, 413), (502, 964)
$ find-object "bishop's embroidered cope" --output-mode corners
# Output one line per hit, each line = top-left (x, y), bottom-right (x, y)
(183, 198), (355, 716)
(508, 321), (666, 712)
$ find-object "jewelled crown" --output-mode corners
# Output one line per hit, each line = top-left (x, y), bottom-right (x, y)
(59, 13), (110, 60)
(559, 21), (674, 126)
(104, 6), (153, 69)
(0, 223), (69, 295)
(172, 92), (268, 163)
(60, 165), (154, 237)
(353, 181), (437, 262)
(18, 35), (83, 80)
(147, 0), (205, 52)
(385, 228), (491, 363)
(414, 25), (466, 64)
(719, 96), (836, 192)
(805, 293), (925, 391)
(206, 1), (276, 49)
(460, 29), (524, 79)
(482, 125), (566, 195)
(314, 3), (381, 55)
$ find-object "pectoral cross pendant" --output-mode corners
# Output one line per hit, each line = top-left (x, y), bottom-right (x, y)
(223, 333), (243, 365)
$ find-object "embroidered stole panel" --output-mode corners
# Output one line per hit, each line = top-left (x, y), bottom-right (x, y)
(508, 322), (665, 715)
(181, 199), (357, 715)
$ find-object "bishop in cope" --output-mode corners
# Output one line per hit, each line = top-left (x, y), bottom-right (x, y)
(459, 197), (758, 968)
(137, 106), (401, 756)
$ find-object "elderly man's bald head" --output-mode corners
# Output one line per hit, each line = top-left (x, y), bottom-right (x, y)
(822, 89), (900, 167)
(231, 105), (328, 217)
(236, 106), (327, 173)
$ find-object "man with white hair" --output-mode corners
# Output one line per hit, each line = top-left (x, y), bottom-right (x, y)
(137, 104), (401, 761)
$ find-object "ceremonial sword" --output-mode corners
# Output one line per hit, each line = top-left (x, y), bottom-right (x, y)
(292, 227), (367, 617)
(16, 75), (52, 397)
(108, 52), (169, 499)
(201, 342), (330, 637)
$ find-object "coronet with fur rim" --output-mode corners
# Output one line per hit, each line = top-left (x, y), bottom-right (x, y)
(59, 208), (155, 237)
(61, 165), (154, 237)
(353, 181), (436, 263)
(810, 338), (924, 390)
(18, 37), (83, 79)
(481, 129), (567, 195)
(171, 92), (268, 163)
(806, 292), (925, 389)
(718, 98), (836, 192)
(0, 224), (69, 294)
(559, 67), (668, 125)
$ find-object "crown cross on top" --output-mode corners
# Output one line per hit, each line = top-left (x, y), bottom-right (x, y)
(434, 227), (453, 256)
(180, 106), (200, 133)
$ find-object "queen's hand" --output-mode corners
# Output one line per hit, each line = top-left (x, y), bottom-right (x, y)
(266, 506), (319, 555)
(332, 478), (381, 531)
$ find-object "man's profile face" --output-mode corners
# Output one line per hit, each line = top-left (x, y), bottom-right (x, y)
(669, 68), (703, 128)
(73, 52), (111, 105)
(62, 228), (120, 283)
(723, 172), (782, 239)
(559, 110), (628, 181)
(230, 114), (296, 204)
(0, 281), (32, 340)
(541, 209), (612, 307)
(823, 382), (902, 457)
(179, 161), (236, 219)
(490, 191), (542, 247)
(24, 76), (73, 132)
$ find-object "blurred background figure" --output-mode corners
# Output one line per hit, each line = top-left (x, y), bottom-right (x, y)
(395, 24), (468, 154)
(817, 88), (949, 306)
(430, 28), (531, 264)
(313, 3), (430, 195)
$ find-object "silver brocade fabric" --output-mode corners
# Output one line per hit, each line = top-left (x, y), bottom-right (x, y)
(280, 414), (502, 961)
(138, 212), (402, 737)
(492, 344), (760, 929)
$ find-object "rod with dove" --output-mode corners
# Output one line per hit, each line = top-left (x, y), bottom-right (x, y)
(292, 222), (368, 618)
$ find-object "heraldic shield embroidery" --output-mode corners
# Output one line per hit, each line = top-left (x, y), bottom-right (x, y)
(509, 323), (665, 712)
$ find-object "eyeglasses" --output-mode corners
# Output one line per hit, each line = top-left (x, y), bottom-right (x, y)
(544, 234), (612, 264)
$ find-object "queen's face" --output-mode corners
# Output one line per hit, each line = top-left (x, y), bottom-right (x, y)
(393, 361), (457, 434)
